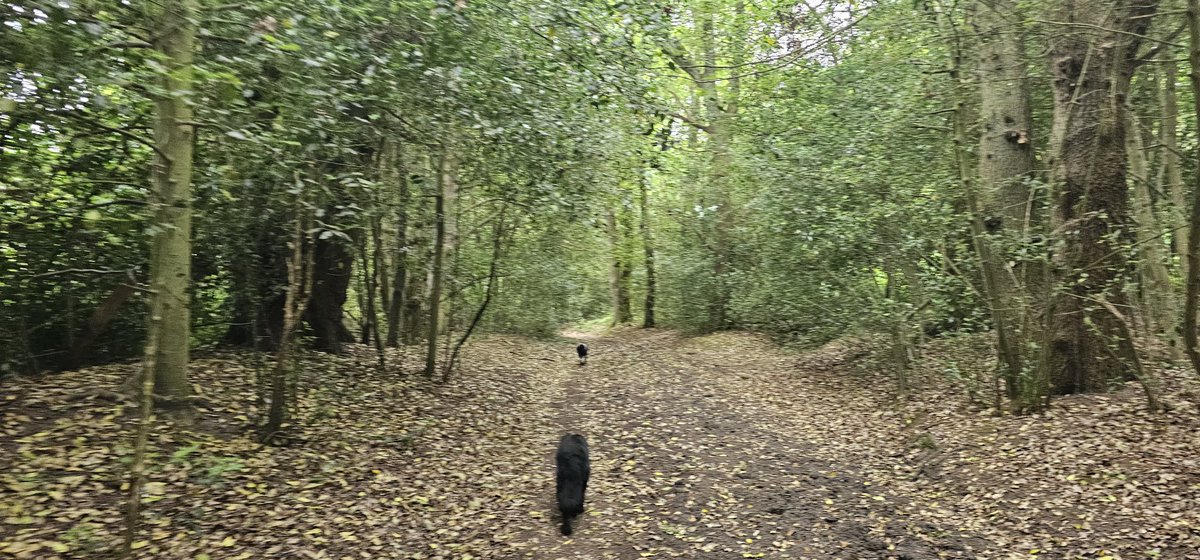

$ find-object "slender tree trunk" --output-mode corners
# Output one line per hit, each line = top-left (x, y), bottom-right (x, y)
(370, 214), (386, 367)
(1045, 0), (1158, 394)
(883, 267), (911, 393)
(357, 233), (372, 344)
(405, 274), (423, 345)
(1160, 60), (1189, 266)
(123, 280), (162, 556)
(147, 0), (196, 399)
(263, 191), (315, 441)
(443, 206), (507, 380)
(425, 151), (453, 377)
(440, 156), (459, 336)
(65, 272), (136, 370)
(1128, 112), (1178, 355)
(385, 140), (410, 347)
(640, 169), (658, 328)
(1183, 0), (1200, 375)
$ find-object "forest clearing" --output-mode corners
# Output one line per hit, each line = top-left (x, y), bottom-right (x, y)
(8, 0), (1200, 558)
(2, 329), (1197, 559)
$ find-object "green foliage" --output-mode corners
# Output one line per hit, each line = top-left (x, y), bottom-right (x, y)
(7, 0), (1187, 378)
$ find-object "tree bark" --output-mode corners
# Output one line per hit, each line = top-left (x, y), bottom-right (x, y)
(606, 208), (632, 325)
(640, 168), (658, 328)
(1045, 0), (1158, 394)
(124, 281), (161, 556)
(304, 233), (355, 353)
(970, 0), (1037, 399)
(357, 232), (372, 345)
(1182, 0), (1200, 375)
(442, 206), (507, 381)
(146, 0), (196, 399)
(263, 191), (314, 441)
(64, 272), (137, 370)
(385, 139), (410, 347)
(370, 214), (385, 367)
(1160, 60), (1188, 266)
(425, 151), (453, 377)
(700, 6), (734, 330)
(1127, 112), (1177, 354)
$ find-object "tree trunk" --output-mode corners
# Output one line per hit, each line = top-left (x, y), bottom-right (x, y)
(146, 0), (196, 399)
(1160, 59), (1188, 266)
(443, 206), (507, 380)
(440, 155), (459, 336)
(385, 139), (410, 347)
(124, 274), (162, 555)
(357, 232), (372, 344)
(1045, 0), (1158, 394)
(606, 208), (632, 325)
(1128, 112), (1178, 355)
(64, 272), (136, 370)
(425, 151), (453, 377)
(222, 187), (285, 351)
(370, 214), (385, 367)
(700, 7), (735, 330)
(1182, 0), (1200, 375)
(640, 168), (658, 328)
(970, 0), (1037, 399)
(263, 193), (315, 441)
(304, 234), (355, 353)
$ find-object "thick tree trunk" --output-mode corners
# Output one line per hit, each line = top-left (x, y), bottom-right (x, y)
(305, 234), (355, 353)
(970, 0), (1037, 399)
(1045, 0), (1158, 394)
(146, 0), (196, 399)
(932, 0), (1003, 406)
(606, 208), (632, 325)
(699, 5), (736, 330)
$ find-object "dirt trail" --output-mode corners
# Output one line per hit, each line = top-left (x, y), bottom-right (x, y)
(2, 329), (988, 559)
(502, 329), (978, 559)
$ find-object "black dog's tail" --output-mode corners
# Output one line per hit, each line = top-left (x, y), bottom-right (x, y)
(561, 517), (573, 536)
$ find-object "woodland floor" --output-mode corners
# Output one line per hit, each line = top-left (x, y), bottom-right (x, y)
(1, 329), (1199, 559)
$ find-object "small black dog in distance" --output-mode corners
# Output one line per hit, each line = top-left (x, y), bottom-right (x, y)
(576, 343), (588, 365)
(555, 433), (590, 535)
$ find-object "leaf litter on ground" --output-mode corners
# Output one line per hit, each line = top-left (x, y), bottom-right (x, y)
(0, 329), (1196, 559)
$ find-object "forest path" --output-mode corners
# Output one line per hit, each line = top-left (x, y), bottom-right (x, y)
(5, 328), (1197, 559)
(498, 328), (978, 559)
(0, 329), (990, 560)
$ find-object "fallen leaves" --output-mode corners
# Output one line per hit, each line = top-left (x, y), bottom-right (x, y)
(0, 330), (1197, 559)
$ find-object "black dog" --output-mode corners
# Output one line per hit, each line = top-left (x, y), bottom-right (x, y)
(576, 343), (588, 365)
(555, 433), (590, 535)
